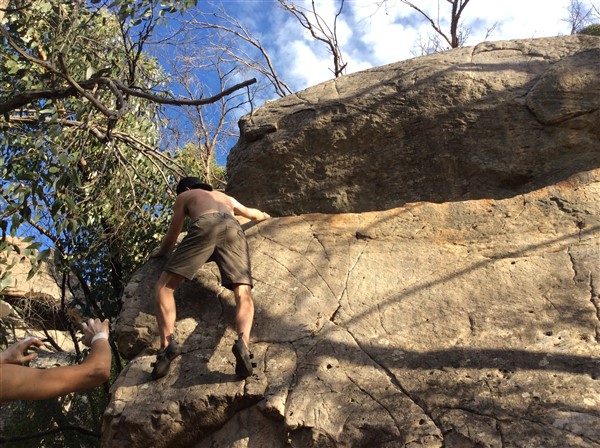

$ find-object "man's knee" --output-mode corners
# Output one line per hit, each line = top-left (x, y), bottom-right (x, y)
(156, 272), (183, 296)
(234, 284), (253, 301)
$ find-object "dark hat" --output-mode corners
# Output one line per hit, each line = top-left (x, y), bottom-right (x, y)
(175, 176), (213, 195)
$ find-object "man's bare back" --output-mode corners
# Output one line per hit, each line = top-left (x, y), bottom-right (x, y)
(179, 189), (270, 222)
(151, 184), (270, 259)
(179, 189), (235, 221)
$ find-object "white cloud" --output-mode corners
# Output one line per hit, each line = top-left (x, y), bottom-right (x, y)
(264, 0), (575, 90)
(466, 0), (572, 41)
(288, 39), (335, 88)
(219, 0), (578, 94)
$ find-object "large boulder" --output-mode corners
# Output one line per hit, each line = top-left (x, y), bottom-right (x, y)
(104, 171), (600, 447)
(2, 236), (64, 303)
(103, 35), (600, 447)
(226, 35), (600, 215)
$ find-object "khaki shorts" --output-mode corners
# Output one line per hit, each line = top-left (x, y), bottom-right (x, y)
(164, 213), (253, 289)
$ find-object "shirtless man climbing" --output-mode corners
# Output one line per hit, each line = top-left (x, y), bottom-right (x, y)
(150, 176), (270, 380)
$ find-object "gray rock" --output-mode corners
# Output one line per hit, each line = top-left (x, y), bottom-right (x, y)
(104, 173), (600, 447)
(226, 35), (600, 215)
(103, 36), (600, 447)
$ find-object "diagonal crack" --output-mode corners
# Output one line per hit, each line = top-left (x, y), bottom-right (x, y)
(258, 234), (336, 304)
(330, 240), (368, 323)
(567, 247), (578, 284)
(567, 247), (600, 343)
(345, 373), (403, 436)
(341, 327), (446, 437)
(303, 232), (337, 299)
(590, 272), (600, 343)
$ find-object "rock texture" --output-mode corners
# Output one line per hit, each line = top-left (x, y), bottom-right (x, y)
(1, 237), (80, 349)
(105, 172), (600, 447)
(103, 36), (600, 447)
(2, 236), (64, 302)
(226, 35), (600, 215)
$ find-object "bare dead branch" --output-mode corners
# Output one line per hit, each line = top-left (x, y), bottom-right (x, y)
(564, 0), (595, 33)
(483, 21), (499, 41)
(400, 0), (470, 50)
(278, 0), (347, 77)
(186, 8), (293, 97)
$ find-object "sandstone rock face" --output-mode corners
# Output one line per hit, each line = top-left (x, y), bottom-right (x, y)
(104, 170), (600, 447)
(1, 237), (80, 348)
(2, 236), (63, 302)
(104, 35), (600, 447)
(226, 35), (600, 215)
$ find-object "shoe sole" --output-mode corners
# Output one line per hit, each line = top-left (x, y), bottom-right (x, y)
(232, 339), (254, 378)
(151, 344), (182, 380)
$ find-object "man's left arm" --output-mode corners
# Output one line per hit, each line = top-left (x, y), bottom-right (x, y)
(151, 196), (187, 258)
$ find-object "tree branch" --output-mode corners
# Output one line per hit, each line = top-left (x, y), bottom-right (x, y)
(110, 77), (257, 106)
(191, 9), (293, 96)
(0, 75), (257, 115)
(57, 52), (116, 119)
(278, 0), (347, 77)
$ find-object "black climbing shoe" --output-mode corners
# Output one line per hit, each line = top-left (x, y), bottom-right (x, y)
(151, 336), (181, 380)
(232, 334), (256, 378)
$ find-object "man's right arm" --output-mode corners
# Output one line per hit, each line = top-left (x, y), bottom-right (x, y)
(0, 341), (111, 401)
(232, 198), (271, 221)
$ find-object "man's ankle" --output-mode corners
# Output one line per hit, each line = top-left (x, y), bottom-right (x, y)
(160, 334), (175, 350)
(237, 332), (250, 347)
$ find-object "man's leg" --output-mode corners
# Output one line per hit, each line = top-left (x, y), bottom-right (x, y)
(233, 283), (254, 347)
(231, 283), (256, 378)
(155, 271), (184, 349)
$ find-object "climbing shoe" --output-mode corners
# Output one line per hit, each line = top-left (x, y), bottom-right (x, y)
(151, 336), (181, 380)
(232, 334), (256, 378)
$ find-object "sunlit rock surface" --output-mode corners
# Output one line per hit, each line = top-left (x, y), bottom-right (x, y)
(103, 35), (600, 448)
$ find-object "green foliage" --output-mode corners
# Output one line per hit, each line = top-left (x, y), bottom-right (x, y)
(1, 392), (103, 447)
(579, 23), (600, 36)
(0, 0), (196, 443)
(176, 143), (227, 189)
(0, 0), (183, 314)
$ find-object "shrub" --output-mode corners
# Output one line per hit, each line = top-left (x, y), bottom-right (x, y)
(579, 23), (600, 36)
